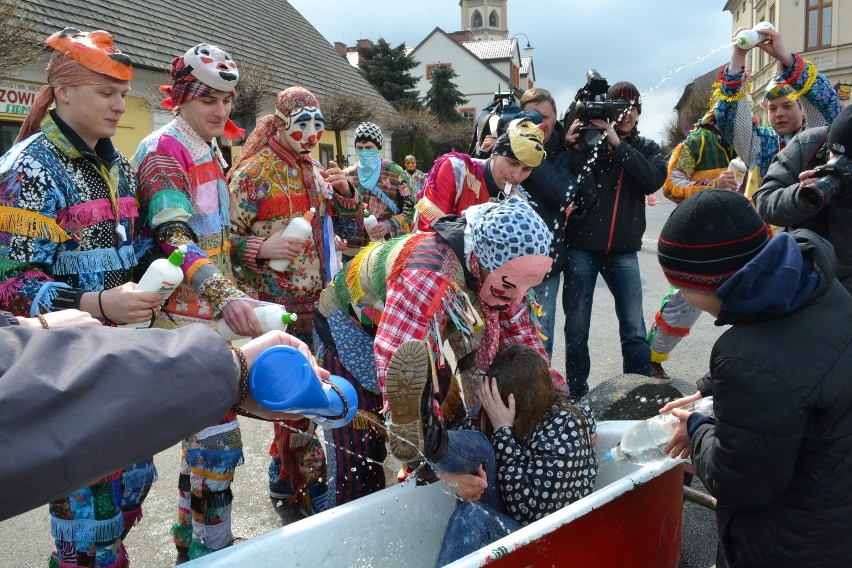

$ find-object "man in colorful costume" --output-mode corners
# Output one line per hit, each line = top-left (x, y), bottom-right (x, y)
(715, 25), (840, 191)
(648, 107), (739, 380)
(228, 86), (361, 518)
(415, 118), (546, 230)
(0, 27), (163, 568)
(133, 43), (255, 560)
(314, 194), (565, 505)
(338, 122), (413, 259)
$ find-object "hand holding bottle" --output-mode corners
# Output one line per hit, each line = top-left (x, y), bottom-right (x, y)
(80, 282), (164, 324)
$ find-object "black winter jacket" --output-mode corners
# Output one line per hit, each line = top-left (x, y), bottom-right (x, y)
(564, 129), (666, 254)
(690, 230), (852, 568)
(520, 123), (576, 274)
(754, 126), (852, 293)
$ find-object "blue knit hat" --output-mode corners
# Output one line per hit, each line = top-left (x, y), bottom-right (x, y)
(470, 196), (551, 271)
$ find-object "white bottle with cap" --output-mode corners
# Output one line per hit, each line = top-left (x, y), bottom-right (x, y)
(120, 247), (186, 329)
(734, 21), (775, 50)
(269, 208), (315, 272)
(727, 157), (748, 186)
(217, 305), (298, 342)
(362, 209), (381, 241)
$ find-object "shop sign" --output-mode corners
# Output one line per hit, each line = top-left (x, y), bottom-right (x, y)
(0, 79), (43, 115)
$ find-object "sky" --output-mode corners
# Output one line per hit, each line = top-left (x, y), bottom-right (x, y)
(287, 0), (738, 144)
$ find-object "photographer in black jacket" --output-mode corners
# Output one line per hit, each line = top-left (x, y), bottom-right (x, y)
(562, 81), (666, 396)
(755, 104), (852, 294)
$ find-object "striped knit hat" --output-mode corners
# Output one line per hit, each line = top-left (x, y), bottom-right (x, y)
(657, 190), (771, 291)
(354, 121), (383, 149)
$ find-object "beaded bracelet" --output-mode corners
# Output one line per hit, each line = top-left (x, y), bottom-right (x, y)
(35, 313), (49, 330)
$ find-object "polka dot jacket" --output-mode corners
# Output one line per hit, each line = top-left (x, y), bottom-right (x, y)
(492, 401), (598, 525)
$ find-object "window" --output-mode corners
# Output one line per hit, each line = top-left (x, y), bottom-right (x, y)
(426, 63), (451, 81)
(489, 10), (499, 28)
(471, 10), (482, 28)
(459, 107), (476, 123)
(1, 121), (21, 155)
(805, 0), (832, 50)
(319, 143), (334, 167)
(768, 3), (775, 25)
(512, 64), (520, 88)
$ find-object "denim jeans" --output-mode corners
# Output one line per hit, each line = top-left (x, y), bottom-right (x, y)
(532, 271), (562, 359)
(434, 430), (521, 566)
(562, 249), (650, 396)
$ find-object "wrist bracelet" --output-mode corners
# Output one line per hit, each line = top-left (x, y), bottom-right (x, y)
(98, 290), (114, 326)
(230, 345), (250, 411)
(35, 313), (49, 330)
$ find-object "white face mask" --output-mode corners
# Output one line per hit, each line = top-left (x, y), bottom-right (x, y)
(279, 106), (325, 154)
(182, 44), (239, 91)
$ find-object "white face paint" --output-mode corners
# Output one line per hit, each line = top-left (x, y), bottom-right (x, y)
(280, 106), (325, 154)
(183, 44), (239, 92)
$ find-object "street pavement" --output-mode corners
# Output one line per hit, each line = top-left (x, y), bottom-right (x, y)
(0, 193), (721, 567)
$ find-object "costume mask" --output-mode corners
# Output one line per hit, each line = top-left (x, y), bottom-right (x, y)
(182, 44), (239, 92)
(478, 255), (552, 310)
(280, 106), (325, 154)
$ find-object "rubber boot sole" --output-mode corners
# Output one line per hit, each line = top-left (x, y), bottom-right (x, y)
(386, 340), (429, 462)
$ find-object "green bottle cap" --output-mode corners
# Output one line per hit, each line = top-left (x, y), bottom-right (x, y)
(168, 249), (186, 266)
(281, 312), (298, 324)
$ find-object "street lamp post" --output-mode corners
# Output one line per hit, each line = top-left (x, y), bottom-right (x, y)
(510, 32), (534, 55)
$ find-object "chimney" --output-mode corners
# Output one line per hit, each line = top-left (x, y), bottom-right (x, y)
(356, 38), (373, 49)
(334, 42), (348, 57)
(449, 30), (473, 42)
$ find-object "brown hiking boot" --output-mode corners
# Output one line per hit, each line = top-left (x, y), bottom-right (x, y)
(386, 340), (446, 462)
(651, 361), (672, 381)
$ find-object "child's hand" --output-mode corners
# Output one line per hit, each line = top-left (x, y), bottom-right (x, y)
(479, 376), (515, 430)
(438, 467), (488, 502)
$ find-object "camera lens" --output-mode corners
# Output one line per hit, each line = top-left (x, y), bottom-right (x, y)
(800, 176), (841, 207)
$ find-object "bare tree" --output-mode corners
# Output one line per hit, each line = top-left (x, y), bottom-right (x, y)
(320, 93), (382, 163)
(0, 0), (44, 76)
(429, 119), (474, 157)
(230, 61), (275, 128)
(381, 107), (437, 160)
(663, 82), (718, 155)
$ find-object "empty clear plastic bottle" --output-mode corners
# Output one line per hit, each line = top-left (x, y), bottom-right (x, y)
(607, 397), (714, 465)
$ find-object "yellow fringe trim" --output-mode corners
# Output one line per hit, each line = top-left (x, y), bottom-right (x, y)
(0, 206), (70, 242)
(350, 409), (387, 439)
(744, 165), (762, 199)
(346, 241), (380, 306)
(716, 90), (745, 103)
(440, 374), (464, 425)
(414, 197), (448, 224)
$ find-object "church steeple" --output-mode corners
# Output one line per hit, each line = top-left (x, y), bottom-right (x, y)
(459, 0), (508, 40)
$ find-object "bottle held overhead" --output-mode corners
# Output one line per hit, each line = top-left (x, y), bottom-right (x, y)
(734, 22), (775, 50)
(269, 207), (316, 272)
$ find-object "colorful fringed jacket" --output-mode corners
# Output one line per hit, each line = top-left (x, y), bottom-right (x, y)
(415, 153), (495, 231)
(0, 112), (138, 316)
(662, 124), (736, 203)
(134, 116), (245, 327)
(228, 136), (360, 315)
(714, 54), (841, 179)
(341, 160), (414, 256)
(316, 216), (564, 411)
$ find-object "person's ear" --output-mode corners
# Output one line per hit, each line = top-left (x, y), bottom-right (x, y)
(53, 85), (71, 105)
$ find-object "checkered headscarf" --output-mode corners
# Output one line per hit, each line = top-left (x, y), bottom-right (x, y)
(355, 121), (383, 149)
(470, 196), (551, 271)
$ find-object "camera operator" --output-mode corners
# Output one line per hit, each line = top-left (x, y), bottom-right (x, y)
(516, 88), (577, 359)
(755, 105), (852, 294)
(562, 81), (666, 397)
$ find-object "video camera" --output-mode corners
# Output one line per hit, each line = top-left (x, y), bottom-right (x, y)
(800, 154), (852, 207)
(562, 69), (631, 150)
(469, 87), (521, 158)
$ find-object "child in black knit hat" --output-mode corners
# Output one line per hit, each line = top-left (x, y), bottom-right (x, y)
(657, 189), (852, 568)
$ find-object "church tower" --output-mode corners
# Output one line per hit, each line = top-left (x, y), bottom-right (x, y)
(459, 0), (508, 40)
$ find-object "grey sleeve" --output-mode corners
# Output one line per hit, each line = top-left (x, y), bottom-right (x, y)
(0, 324), (237, 520)
(754, 131), (827, 226)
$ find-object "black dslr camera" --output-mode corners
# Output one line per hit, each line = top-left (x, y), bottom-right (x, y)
(469, 88), (522, 158)
(562, 70), (631, 150)
(799, 154), (852, 207)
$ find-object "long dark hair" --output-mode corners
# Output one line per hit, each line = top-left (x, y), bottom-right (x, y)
(479, 344), (569, 445)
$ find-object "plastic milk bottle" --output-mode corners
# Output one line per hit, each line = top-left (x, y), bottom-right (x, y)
(120, 248), (185, 329)
(217, 305), (298, 342)
(269, 208), (315, 272)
